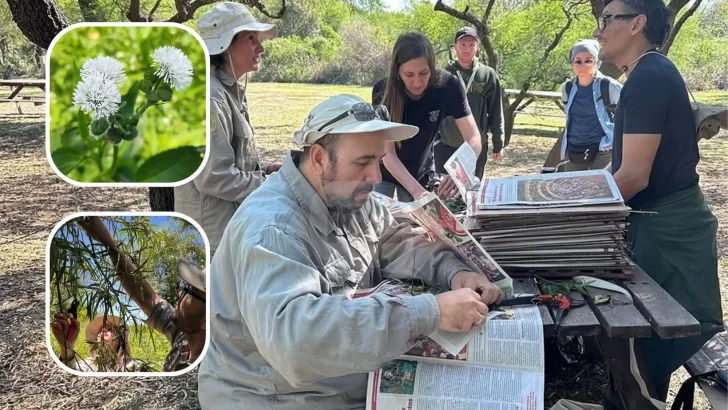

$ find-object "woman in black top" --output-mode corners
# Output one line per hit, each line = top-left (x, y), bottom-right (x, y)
(372, 32), (482, 201)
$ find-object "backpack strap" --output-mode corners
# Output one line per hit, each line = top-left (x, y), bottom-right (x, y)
(599, 78), (616, 121)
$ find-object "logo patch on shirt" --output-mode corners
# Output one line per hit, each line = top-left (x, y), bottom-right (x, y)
(429, 110), (440, 122)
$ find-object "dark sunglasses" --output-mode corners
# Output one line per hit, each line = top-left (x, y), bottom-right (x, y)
(317, 102), (389, 132)
(179, 283), (205, 303)
(573, 59), (595, 66)
(598, 14), (640, 31)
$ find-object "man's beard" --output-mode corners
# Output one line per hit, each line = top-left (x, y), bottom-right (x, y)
(320, 165), (374, 215)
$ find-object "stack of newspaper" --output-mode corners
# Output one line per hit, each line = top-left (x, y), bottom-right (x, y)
(464, 170), (633, 277)
(359, 280), (545, 410)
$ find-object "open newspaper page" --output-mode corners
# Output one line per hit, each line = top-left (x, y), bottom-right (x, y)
(444, 142), (480, 199)
(365, 303), (545, 410)
(371, 191), (416, 223)
(401, 192), (513, 297)
(476, 170), (623, 209)
(353, 280), (477, 356)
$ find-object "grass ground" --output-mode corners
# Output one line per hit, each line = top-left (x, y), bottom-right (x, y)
(0, 83), (725, 409)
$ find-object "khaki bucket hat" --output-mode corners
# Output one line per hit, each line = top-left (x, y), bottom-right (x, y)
(197, 2), (277, 55)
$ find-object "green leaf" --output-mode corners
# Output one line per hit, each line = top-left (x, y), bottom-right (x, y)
(114, 166), (135, 182)
(120, 81), (139, 118)
(61, 127), (84, 148)
(135, 146), (203, 182)
(52, 147), (84, 175)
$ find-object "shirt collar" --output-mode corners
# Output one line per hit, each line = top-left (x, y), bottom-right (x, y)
(214, 66), (238, 88)
(278, 153), (342, 235)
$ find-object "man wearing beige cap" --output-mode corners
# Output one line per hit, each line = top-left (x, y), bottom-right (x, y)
(175, 2), (282, 254)
(199, 94), (503, 409)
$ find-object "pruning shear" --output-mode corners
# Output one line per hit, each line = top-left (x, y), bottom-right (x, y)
(490, 293), (586, 328)
(64, 299), (80, 342)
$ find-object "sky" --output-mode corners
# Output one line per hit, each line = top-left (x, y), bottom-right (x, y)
(384, 0), (438, 11)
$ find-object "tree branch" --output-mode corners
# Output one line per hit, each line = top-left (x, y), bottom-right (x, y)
(168, 0), (287, 23)
(662, 0), (702, 54)
(148, 0), (164, 20)
(538, 5), (575, 66)
(484, 0), (497, 23)
(127, 0), (143, 22)
(434, 0), (484, 31)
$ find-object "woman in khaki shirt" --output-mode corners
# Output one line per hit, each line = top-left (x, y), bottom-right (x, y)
(174, 3), (282, 254)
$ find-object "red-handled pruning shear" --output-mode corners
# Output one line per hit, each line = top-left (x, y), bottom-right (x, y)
(65, 299), (80, 341)
(492, 294), (585, 328)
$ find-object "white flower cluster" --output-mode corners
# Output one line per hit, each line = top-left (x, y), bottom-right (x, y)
(73, 56), (125, 124)
(152, 46), (194, 92)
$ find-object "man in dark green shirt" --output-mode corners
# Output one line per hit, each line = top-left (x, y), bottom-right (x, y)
(437, 26), (505, 177)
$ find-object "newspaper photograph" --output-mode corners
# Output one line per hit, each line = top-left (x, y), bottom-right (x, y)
(444, 142), (480, 199)
(476, 170), (623, 209)
(403, 193), (513, 296)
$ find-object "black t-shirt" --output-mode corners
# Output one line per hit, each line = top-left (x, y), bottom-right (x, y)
(372, 71), (470, 184)
(611, 53), (699, 207)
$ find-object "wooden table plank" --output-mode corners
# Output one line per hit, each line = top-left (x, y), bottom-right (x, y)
(622, 265), (701, 339)
(553, 288), (601, 337)
(582, 284), (652, 338)
(512, 278), (553, 336)
(537, 280), (601, 337)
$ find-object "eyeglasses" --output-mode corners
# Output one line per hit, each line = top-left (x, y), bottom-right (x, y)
(598, 14), (640, 31)
(316, 102), (389, 132)
(573, 59), (595, 66)
(179, 283), (205, 303)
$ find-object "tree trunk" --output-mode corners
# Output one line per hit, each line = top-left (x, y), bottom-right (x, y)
(5, 0), (69, 49)
(149, 187), (175, 212)
(502, 94), (515, 147)
(600, 62), (623, 80)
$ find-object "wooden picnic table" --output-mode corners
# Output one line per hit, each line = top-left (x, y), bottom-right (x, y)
(512, 261), (704, 410)
(0, 79), (46, 114)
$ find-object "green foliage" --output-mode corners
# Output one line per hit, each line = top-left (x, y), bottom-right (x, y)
(255, 36), (337, 83)
(48, 26), (206, 182)
(669, 1), (728, 90)
(49, 216), (205, 371)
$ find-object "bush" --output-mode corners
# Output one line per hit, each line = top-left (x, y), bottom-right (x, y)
(255, 36), (338, 83)
(317, 19), (390, 85)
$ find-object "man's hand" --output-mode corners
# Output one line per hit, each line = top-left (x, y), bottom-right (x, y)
(78, 216), (116, 249)
(436, 176), (458, 199)
(265, 163), (283, 174)
(51, 311), (79, 348)
(435, 288), (488, 332)
(451, 270), (504, 305)
(492, 151), (504, 161)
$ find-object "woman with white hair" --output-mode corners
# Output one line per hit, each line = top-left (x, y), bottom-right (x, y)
(557, 39), (622, 171)
(174, 2), (282, 254)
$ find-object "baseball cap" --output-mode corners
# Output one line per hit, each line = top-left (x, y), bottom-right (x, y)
(292, 94), (419, 147)
(455, 27), (479, 43)
(197, 2), (277, 56)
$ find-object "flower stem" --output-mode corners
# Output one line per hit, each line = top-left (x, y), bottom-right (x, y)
(110, 144), (119, 177)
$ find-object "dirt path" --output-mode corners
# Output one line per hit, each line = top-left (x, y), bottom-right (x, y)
(1, 108), (724, 408)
